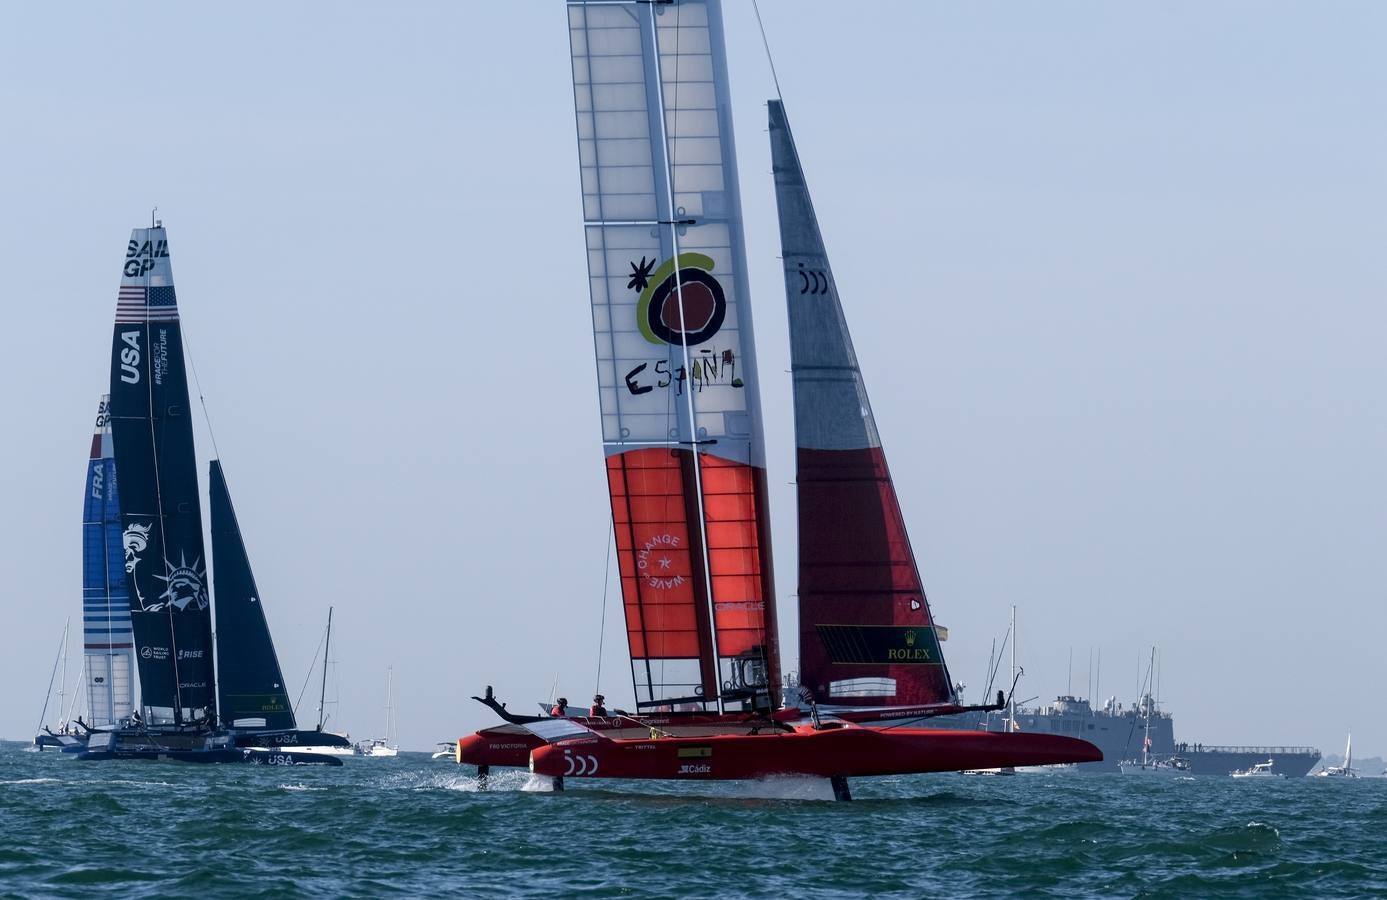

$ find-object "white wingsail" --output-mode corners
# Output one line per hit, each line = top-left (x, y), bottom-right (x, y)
(568, 0), (780, 712)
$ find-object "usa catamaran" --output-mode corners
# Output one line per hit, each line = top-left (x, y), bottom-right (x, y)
(458, 0), (1100, 797)
(78, 224), (343, 765)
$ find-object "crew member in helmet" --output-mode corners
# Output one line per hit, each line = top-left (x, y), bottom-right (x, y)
(549, 697), (569, 717)
(589, 694), (608, 717)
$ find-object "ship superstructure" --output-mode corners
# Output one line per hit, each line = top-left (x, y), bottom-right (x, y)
(926, 693), (1320, 776)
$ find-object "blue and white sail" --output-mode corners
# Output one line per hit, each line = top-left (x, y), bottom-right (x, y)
(81, 395), (135, 726)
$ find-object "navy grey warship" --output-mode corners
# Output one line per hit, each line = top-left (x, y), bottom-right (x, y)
(924, 694), (1320, 776)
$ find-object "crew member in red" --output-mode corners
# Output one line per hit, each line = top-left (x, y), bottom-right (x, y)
(549, 697), (569, 717)
(589, 694), (608, 717)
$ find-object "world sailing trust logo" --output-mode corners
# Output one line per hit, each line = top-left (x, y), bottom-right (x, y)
(621, 253), (744, 397)
(122, 522), (208, 612)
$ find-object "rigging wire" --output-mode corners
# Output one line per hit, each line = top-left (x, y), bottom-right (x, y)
(293, 621), (330, 716)
(750, 0), (784, 101)
(34, 625), (66, 735)
(181, 325), (222, 461)
(594, 518), (614, 699)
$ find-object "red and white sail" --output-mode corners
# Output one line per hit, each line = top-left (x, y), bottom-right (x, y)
(770, 100), (956, 708)
(568, 0), (779, 710)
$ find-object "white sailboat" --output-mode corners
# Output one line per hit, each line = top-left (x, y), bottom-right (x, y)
(1119, 648), (1190, 776)
(32, 620), (84, 750)
(356, 667), (399, 757)
(291, 607), (354, 756)
(1314, 732), (1358, 778)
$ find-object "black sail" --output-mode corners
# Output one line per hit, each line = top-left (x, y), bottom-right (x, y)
(107, 226), (216, 724)
(210, 460), (295, 730)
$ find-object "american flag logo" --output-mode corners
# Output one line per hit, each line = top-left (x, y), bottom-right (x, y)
(114, 285), (179, 324)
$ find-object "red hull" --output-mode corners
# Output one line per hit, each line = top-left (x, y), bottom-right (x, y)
(529, 726), (1102, 781)
(457, 727), (541, 769)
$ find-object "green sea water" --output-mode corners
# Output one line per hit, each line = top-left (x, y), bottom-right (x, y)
(2, 742), (1385, 898)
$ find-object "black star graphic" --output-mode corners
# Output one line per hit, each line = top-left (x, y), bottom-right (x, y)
(627, 256), (656, 293)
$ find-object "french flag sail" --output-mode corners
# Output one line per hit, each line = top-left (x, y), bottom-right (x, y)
(568, 0), (780, 711)
(107, 227), (217, 725)
(82, 395), (136, 726)
(769, 101), (957, 709)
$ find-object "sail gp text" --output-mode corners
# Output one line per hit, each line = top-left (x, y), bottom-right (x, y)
(124, 237), (169, 277)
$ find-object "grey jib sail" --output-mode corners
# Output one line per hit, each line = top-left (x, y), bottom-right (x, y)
(769, 101), (955, 707)
(107, 226), (217, 724)
(210, 460), (295, 730)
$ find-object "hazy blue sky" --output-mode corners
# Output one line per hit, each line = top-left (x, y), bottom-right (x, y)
(2, 2), (1382, 755)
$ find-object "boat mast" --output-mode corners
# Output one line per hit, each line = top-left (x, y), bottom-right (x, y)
(57, 618), (69, 728)
(645, 1), (723, 712)
(1142, 646), (1155, 764)
(1008, 605), (1016, 731)
(317, 607), (333, 731)
(384, 666), (393, 746)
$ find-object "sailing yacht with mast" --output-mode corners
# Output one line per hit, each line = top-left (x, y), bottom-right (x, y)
(1315, 732), (1358, 778)
(459, 0), (1100, 796)
(78, 224), (341, 765)
(289, 607), (355, 756)
(356, 667), (400, 757)
(1119, 649), (1190, 776)
(32, 620), (83, 750)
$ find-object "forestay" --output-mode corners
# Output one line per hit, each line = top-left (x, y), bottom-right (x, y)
(568, 0), (779, 711)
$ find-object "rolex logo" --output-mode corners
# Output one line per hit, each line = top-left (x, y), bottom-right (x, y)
(905, 630), (917, 647)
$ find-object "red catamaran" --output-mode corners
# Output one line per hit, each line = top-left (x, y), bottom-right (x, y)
(457, 0), (1099, 797)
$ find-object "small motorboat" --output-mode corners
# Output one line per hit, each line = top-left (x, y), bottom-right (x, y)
(1231, 759), (1283, 779)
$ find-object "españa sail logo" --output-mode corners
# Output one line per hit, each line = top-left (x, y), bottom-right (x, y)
(628, 253), (727, 347)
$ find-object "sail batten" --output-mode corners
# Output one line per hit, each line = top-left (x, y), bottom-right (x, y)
(770, 100), (955, 708)
(570, 0), (779, 710)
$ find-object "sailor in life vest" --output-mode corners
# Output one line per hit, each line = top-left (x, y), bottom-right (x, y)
(589, 694), (608, 717)
(549, 697), (569, 717)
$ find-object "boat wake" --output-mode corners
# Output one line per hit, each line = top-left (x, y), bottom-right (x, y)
(735, 776), (836, 802)
(0, 777), (61, 786)
(370, 768), (539, 793)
